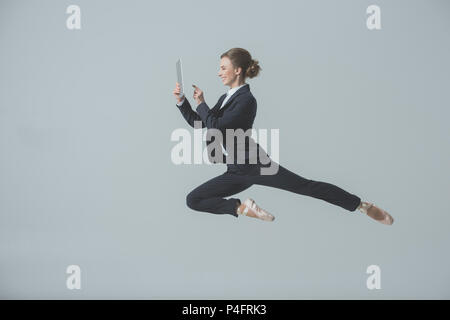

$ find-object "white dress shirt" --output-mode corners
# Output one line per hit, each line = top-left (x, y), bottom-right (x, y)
(176, 83), (248, 157)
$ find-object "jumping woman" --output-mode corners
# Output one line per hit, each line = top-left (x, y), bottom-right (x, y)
(172, 48), (394, 225)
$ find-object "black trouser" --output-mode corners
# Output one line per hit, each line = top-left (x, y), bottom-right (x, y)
(186, 161), (361, 218)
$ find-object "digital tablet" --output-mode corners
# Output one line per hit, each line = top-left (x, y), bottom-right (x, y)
(176, 58), (184, 98)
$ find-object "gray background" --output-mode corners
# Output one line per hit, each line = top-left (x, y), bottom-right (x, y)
(1, 0), (449, 299)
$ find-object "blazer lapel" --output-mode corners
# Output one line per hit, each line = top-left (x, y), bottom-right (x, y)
(211, 93), (227, 113)
(217, 84), (250, 112)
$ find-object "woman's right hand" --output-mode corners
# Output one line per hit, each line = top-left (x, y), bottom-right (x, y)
(173, 82), (185, 104)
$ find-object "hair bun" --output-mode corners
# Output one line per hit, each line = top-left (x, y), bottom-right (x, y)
(246, 59), (261, 79)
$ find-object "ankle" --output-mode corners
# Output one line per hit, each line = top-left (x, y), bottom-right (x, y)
(236, 201), (244, 214)
(357, 201), (363, 210)
(357, 201), (370, 213)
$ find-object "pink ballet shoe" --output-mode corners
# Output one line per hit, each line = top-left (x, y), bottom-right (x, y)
(359, 202), (394, 225)
(238, 198), (275, 222)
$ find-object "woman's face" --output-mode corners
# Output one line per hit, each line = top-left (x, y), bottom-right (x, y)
(218, 56), (241, 87)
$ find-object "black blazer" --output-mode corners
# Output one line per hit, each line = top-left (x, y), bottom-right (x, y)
(175, 83), (268, 166)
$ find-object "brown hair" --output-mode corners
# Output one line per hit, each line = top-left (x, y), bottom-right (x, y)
(220, 48), (261, 80)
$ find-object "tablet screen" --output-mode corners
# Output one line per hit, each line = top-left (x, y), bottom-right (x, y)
(176, 58), (184, 97)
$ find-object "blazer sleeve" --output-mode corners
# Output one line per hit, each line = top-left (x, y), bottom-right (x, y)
(175, 97), (206, 129)
(195, 97), (256, 130)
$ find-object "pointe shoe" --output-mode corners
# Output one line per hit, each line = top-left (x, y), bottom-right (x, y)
(359, 202), (394, 225)
(238, 198), (275, 222)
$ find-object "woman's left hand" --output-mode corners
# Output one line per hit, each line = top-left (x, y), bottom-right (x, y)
(192, 84), (205, 106)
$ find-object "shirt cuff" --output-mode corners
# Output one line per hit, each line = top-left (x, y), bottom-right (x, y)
(176, 96), (185, 106)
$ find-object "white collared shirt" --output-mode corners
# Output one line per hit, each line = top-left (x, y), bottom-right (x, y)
(219, 83), (247, 109)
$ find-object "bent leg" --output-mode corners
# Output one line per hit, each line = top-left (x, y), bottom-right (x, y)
(250, 162), (361, 212)
(186, 171), (252, 217)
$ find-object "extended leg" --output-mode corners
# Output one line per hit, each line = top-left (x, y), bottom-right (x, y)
(250, 162), (361, 212)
